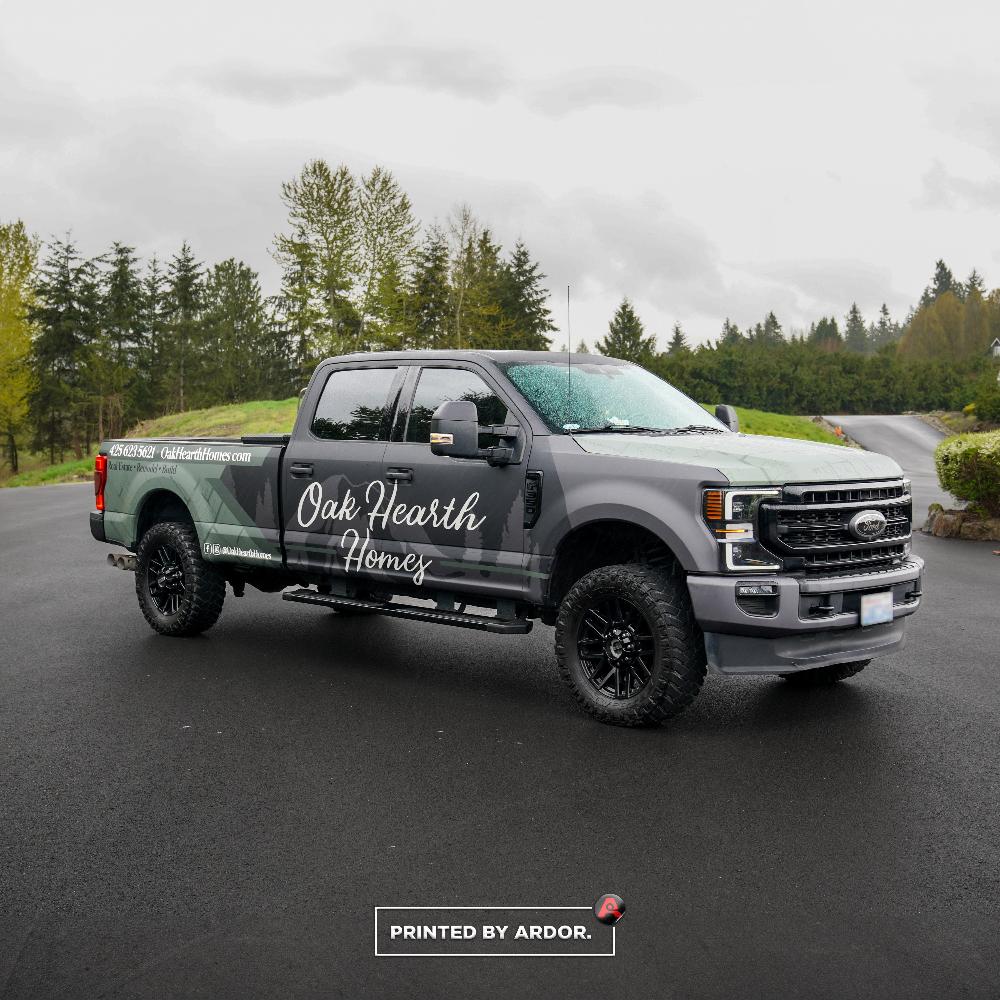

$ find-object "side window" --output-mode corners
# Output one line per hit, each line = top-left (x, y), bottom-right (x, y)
(405, 368), (511, 444)
(311, 367), (398, 441)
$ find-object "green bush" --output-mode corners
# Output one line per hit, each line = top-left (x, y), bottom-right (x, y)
(975, 386), (1000, 424)
(935, 431), (1000, 516)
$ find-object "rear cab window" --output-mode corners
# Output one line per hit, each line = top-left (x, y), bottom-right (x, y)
(311, 366), (400, 441)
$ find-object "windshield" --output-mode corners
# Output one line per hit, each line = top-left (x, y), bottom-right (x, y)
(500, 359), (728, 434)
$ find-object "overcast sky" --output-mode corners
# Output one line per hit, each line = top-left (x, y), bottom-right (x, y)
(2, 0), (998, 348)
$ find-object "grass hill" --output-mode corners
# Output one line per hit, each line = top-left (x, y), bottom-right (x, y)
(2, 398), (843, 488)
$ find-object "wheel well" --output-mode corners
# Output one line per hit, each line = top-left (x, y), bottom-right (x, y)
(546, 521), (678, 607)
(136, 490), (193, 545)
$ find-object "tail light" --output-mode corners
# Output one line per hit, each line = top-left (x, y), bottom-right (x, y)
(94, 454), (108, 511)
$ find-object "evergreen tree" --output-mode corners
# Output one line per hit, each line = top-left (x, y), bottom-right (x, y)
(719, 318), (743, 346)
(920, 259), (956, 307)
(139, 256), (169, 416)
(964, 269), (985, 298)
(356, 165), (418, 350)
(406, 226), (451, 349)
(575, 339), (590, 353)
(462, 229), (507, 349)
(97, 243), (145, 437)
(164, 242), (204, 412)
(273, 160), (359, 365)
(748, 311), (783, 346)
(667, 322), (690, 355)
(28, 238), (98, 462)
(0, 220), (39, 472)
(844, 302), (869, 353)
(808, 316), (842, 353)
(597, 298), (656, 363)
(497, 240), (555, 350)
(869, 303), (900, 350)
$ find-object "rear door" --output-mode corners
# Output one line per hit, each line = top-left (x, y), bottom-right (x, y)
(282, 361), (405, 578)
(377, 363), (531, 601)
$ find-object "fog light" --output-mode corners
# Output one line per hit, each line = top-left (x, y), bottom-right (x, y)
(736, 581), (779, 617)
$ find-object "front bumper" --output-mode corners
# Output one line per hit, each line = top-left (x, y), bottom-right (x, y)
(688, 556), (924, 674)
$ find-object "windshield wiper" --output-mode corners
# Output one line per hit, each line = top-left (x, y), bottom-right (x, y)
(564, 424), (662, 435)
(658, 424), (727, 435)
(565, 424), (726, 435)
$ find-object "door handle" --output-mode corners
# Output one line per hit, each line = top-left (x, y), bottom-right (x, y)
(290, 462), (314, 478)
(386, 467), (413, 482)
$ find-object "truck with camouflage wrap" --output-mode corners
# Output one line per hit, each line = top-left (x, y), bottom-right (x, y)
(90, 351), (924, 726)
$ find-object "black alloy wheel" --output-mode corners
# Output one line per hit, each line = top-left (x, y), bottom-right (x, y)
(576, 596), (655, 700)
(146, 544), (187, 617)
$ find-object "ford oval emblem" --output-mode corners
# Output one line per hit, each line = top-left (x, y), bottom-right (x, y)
(849, 509), (887, 541)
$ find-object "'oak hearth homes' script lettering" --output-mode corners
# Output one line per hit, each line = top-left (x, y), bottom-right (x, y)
(294, 480), (486, 585)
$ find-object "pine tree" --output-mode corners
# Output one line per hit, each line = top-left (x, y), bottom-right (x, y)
(164, 242), (204, 412)
(0, 220), (39, 472)
(575, 339), (590, 353)
(139, 256), (168, 416)
(844, 302), (869, 353)
(748, 311), (783, 346)
(406, 225), (451, 349)
(597, 298), (656, 363)
(273, 160), (359, 365)
(356, 166), (418, 350)
(667, 322), (690, 355)
(97, 243), (145, 437)
(462, 230), (507, 349)
(497, 240), (555, 350)
(28, 238), (98, 462)
(869, 303), (899, 350)
(719, 318), (743, 346)
(920, 259), (956, 307)
(808, 316), (842, 353)
(965, 269), (985, 298)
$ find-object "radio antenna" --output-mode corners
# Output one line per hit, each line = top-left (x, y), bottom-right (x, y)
(565, 285), (573, 432)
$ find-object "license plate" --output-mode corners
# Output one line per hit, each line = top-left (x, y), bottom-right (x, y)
(860, 591), (894, 627)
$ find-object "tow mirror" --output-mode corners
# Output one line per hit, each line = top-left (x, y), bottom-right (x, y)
(430, 400), (518, 466)
(430, 400), (480, 458)
(715, 404), (739, 432)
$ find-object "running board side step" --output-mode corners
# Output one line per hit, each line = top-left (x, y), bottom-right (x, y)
(281, 588), (532, 634)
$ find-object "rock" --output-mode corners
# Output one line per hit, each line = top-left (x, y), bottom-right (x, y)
(931, 512), (966, 537)
(958, 518), (1000, 541)
(922, 504), (944, 533)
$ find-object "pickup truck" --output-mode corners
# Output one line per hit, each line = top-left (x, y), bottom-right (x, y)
(90, 350), (924, 726)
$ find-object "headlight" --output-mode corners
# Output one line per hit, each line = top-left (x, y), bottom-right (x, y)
(703, 487), (782, 571)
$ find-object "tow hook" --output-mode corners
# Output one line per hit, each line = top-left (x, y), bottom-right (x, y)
(107, 552), (137, 572)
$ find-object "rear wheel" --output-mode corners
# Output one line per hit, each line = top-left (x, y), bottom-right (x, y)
(782, 659), (870, 685)
(555, 562), (706, 726)
(136, 521), (225, 637)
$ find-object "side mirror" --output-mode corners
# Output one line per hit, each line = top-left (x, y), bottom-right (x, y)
(430, 400), (480, 458)
(715, 404), (739, 432)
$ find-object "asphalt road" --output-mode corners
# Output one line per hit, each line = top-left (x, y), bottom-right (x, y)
(2, 419), (998, 1000)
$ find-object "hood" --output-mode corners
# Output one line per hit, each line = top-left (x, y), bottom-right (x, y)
(572, 432), (901, 486)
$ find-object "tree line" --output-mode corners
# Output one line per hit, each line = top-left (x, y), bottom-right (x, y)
(0, 161), (556, 469)
(2, 156), (999, 473)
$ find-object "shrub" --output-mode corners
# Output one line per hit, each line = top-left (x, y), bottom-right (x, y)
(975, 386), (1000, 424)
(962, 402), (977, 416)
(935, 431), (1000, 516)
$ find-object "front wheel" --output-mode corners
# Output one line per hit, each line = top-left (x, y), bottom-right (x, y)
(555, 562), (706, 726)
(136, 521), (225, 636)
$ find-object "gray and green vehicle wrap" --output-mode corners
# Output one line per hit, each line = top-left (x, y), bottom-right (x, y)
(91, 350), (924, 675)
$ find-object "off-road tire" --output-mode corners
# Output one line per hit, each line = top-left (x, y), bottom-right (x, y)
(782, 659), (870, 685)
(136, 520), (226, 637)
(555, 562), (706, 727)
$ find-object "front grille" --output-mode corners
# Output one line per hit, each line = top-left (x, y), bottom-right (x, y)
(760, 479), (911, 576)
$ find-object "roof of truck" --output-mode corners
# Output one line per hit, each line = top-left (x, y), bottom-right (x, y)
(322, 349), (620, 365)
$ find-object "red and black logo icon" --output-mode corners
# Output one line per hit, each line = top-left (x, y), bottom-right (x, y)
(594, 893), (625, 925)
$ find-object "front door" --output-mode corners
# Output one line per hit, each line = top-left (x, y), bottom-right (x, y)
(377, 364), (531, 602)
(282, 361), (404, 580)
